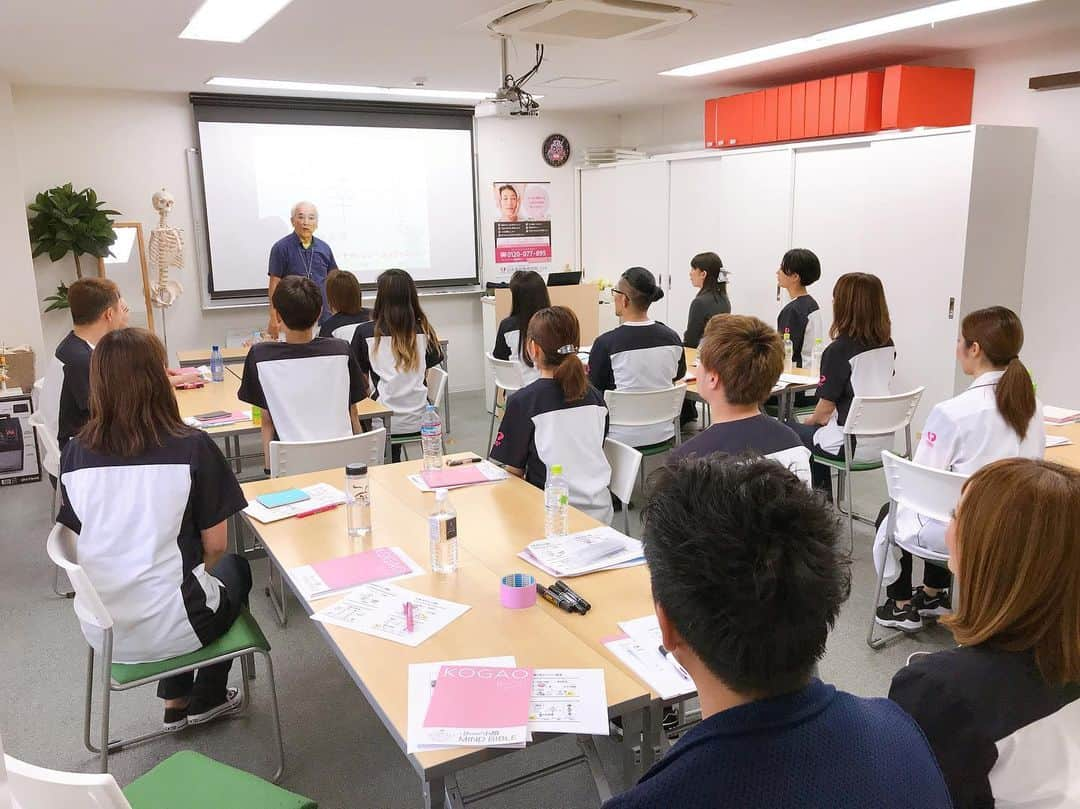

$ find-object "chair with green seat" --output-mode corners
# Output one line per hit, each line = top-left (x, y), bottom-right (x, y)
(814, 388), (924, 552)
(604, 384), (687, 497)
(45, 524), (285, 782)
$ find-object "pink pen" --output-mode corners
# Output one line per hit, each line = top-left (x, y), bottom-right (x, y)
(404, 601), (415, 633)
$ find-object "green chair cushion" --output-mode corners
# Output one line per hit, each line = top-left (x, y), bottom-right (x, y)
(124, 751), (316, 809)
(635, 439), (675, 457)
(390, 432), (421, 445)
(111, 610), (269, 686)
(811, 454), (883, 472)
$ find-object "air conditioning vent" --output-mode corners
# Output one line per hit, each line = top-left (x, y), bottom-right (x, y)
(490, 0), (696, 41)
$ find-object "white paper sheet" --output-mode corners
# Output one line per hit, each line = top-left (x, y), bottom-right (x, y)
(520, 527), (644, 577)
(1046, 434), (1073, 448)
(1043, 405), (1080, 424)
(243, 482), (347, 524)
(310, 582), (470, 647)
(778, 372), (817, 385)
(529, 669), (610, 736)
(288, 546), (424, 602)
(605, 635), (696, 701)
(406, 460), (509, 492)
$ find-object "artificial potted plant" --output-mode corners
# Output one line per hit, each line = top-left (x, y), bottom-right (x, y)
(27, 183), (119, 311)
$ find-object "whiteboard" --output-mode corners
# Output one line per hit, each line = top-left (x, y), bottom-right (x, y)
(197, 121), (477, 293)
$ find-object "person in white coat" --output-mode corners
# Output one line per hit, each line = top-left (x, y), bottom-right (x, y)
(874, 306), (1044, 632)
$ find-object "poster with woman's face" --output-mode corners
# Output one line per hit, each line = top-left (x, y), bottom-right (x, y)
(493, 181), (552, 274)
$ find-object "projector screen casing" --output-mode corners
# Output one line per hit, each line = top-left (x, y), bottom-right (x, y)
(190, 93), (480, 299)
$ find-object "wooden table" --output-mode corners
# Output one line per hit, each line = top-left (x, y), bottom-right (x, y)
(683, 347), (818, 424)
(240, 469), (652, 809)
(1047, 422), (1080, 470)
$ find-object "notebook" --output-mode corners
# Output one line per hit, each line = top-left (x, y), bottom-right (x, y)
(288, 546), (422, 601)
(420, 665), (534, 748)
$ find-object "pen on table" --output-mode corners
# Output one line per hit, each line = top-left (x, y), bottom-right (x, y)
(658, 645), (692, 681)
(447, 456), (483, 466)
(404, 601), (415, 633)
(536, 583), (575, 613)
(296, 504), (341, 519)
(552, 580), (591, 613)
(550, 581), (589, 614)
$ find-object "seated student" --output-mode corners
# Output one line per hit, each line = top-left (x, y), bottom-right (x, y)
(318, 269), (371, 342)
(604, 456), (951, 808)
(238, 276), (368, 468)
(491, 306), (613, 525)
(492, 269), (550, 386)
(589, 267), (686, 447)
(669, 315), (810, 485)
(776, 247), (823, 369)
(57, 328), (253, 732)
(875, 306), (1044, 632)
(351, 269), (444, 462)
(40, 278), (129, 451)
(682, 252), (731, 349)
(889, 458), (1079, 809)
(788, 272), (895, 497)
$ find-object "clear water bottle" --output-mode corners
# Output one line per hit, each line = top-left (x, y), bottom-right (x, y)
(782, 329), (793, 373)
(429, 488), (458, 574)
(420, 404), (443, 471)
(810, 338), (825, 375)
(210, 345), (225, 382)
(345, 463), (371, 538)
(544, 464), (570, 539)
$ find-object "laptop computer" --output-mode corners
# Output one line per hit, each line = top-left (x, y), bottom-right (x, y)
(546, 271), (582, 287)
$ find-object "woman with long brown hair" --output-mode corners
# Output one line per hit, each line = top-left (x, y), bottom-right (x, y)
(789, 272), (895, 495)
(889, 458), (1080, 809)
(57, 328), (251, 732)
(350, 268), (444, 460)
(874, 306), (1044, 632)
(490, 306), (613, 524)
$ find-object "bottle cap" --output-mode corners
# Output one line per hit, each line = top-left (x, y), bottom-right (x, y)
(551, 464), (563, 475)
(435, 488), (448, 501)
(212, 344), (220, 350)
(346, 463), (368, 476)
(426, 403), (435, 410)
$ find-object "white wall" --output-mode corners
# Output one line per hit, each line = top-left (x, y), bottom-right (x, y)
(7, 86), (619, 392)
(0, 82), (44, 364)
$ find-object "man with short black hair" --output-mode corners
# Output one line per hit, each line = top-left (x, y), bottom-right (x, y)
(239, 276), (368, 469)
(603, 457), (952, 809)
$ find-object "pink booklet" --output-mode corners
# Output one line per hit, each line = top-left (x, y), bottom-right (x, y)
(420, 466), (491, 488)
(288, 546), (420, 601)
(421, 665), (534, 747)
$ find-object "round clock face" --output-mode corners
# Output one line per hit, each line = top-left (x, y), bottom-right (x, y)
(542, 133), (571, 167)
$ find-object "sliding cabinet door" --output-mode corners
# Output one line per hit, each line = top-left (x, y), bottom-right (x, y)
(614, 161), (670, 319)
(579, 166), (618, 282)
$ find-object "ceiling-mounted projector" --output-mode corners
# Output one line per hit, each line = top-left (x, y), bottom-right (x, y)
(477, 37), (543, 118)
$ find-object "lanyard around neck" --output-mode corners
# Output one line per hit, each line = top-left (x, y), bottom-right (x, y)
(297, 238), (315, 278)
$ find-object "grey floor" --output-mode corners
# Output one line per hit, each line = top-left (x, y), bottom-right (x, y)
(0, 390), (954, 808)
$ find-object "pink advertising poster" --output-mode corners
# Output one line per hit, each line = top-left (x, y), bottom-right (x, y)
(493, 182), (552, 276)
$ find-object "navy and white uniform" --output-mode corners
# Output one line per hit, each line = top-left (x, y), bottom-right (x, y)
(41, 331), (94, 449)
(491, 378), (613, 525)
(588, 321), (686, 447)
(268, 232), (337, 324)
(318, 310), (371, 344)
(812, 337), (895, 454)
(668, 414), (811, 486)
(351, 322), (444, 434)
(57, 431), (248, 663)
(493, 314), (541, 386)
(238, 337), (368, 442)
(873, 370), (1045, 583)
(776, 294), (822, 369)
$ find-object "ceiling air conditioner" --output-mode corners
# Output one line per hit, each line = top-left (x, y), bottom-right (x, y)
(489, 0), (696, 42)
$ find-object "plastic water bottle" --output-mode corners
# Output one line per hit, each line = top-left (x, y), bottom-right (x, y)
(420, 404), (443, 471)
(210, 345), (225, 383)
(345, 463), (371, 539)
(782, 329), (793, 373)
(810, 338), (825, 375)
(544, 465), (570, 539)
(429, 488), (458, 574)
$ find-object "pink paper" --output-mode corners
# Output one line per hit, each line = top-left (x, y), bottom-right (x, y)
(423, 666), (534, 729)
(198, 410), (248, 426)
(420, 466), (489, 488)
(311, 548), (412, 591)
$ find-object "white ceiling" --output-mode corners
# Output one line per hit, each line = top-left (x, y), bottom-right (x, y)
(1, 0), (1078, 111)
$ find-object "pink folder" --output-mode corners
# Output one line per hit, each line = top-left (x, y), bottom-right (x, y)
(311, 548), (412, 591)
(423, 666), (534, 729)
(420, 466), (490, 489)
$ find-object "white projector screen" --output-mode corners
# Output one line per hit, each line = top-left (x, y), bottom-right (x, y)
(196, 118), (478, 295)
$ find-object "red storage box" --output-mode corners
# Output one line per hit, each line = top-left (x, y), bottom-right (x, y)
(705, 98), (718, 148)
(804, 80), (821, 138)
(733, 92), (754, 145)
(791, 82), (806, 139)
(819, 76), (836, 137)
(834, 73), (852, 135)
(882, 65), (975, 129)
(777, 85), (792, 141)
(751, 90), (767, 143)
(850, 70), (885, 133)
(763, 87), (779, 143)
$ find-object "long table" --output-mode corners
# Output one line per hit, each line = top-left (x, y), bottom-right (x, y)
(1047, 422), (1080, 470)
(240, 468), (652, 809)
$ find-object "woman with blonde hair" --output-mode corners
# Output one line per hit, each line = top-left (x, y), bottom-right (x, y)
(889, 458), (1080, 809)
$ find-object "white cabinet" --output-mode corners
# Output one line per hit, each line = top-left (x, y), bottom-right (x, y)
(578, 125), (1038, 431)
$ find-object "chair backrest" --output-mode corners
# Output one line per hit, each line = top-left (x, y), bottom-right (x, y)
(486, 353), (525, 393)
(1, 725), (130, 809)
(270, 428), (386, 478)
(45, 524), (113, 634)
(881, 450), (967, 527)
(604, 384), (687, 428)
(426, 366), (448, 408)
(28, 411), (60, 478)
(989, 699), (1080, 808)
(844, 388), (924, 437)
(603, 438), (642, 505)
(766, 445), (813, 488)
(850, 346), (896, 397)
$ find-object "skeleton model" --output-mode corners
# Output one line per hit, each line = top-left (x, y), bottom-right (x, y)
(147, 188), (184, 308)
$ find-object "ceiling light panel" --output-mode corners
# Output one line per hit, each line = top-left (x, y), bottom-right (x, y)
(206, 77), (497, 101)
(180, 0), (295, 43)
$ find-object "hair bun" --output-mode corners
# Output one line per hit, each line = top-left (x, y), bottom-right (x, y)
(652, 287), (665, 303)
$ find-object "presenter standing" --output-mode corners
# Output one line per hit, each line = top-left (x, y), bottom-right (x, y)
(267, 201), (337, 338)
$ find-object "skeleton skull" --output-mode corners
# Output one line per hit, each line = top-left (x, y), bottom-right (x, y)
(152, 188), (174, 215)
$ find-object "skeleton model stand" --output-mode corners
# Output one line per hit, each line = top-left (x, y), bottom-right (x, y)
(148, 188), (184, 309)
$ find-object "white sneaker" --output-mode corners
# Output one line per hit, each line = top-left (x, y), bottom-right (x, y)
(187, 687), (242, 726)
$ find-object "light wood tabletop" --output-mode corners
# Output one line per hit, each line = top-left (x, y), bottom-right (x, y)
(240, 469), (651, 805)
(177, 346), (249, 366)
(1047, 422), (1080, 471)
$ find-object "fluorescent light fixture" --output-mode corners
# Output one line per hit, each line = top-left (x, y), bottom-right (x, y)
(180, 0), (294, 43)
(661, 0), (1044, 77)
(206, 77), (498, 102)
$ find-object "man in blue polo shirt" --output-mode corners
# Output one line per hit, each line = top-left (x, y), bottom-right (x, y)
(266, 200), (337, 338)
(604, 456), (952, 809)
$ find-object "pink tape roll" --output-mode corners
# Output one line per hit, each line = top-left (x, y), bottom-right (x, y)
(500, 573), (537, 609)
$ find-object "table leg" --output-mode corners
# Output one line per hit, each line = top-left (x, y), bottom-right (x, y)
(621, 706), (648, 786)
(440, 355), (451, 436)
(578, 735), (614, 802)
(423, 776), (446, 809)
(384, 414), (393, 465)
(641, 702), (660, 772)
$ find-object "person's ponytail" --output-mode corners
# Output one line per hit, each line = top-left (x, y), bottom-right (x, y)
(961, 306), (1036, 440)
(553, 353), (588, 403)
(527, 306), (588, 402)
(996, 356), (1037, 441)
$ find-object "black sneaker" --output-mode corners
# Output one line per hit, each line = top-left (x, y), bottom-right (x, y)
(162, 705), (188, 732)
(912, 586), (952, 618)
(662, 707), (680, 738)
(187, 687), (242, 726)
(875, 599), (923, 632)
